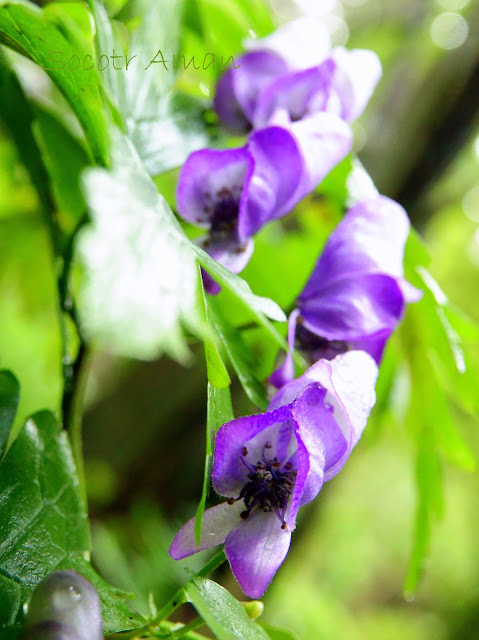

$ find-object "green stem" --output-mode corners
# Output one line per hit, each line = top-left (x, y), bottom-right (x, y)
(151, 549), (227, 624)
(168, 617), (205, 639)
(64, 343), (92, 509)
(108, 550), (227, 639)
(196, 548), (227, 578)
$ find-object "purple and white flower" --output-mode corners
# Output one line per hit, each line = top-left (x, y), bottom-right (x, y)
(176, 114), (352, 292)
(271, 196), (422, 388)
(169, 351), (378, 598)
(214, 19), (382, 131)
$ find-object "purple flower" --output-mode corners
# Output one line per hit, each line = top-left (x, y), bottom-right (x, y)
(271, 196), (422, 388)
(169, 351), (378, 598)
(214, 19), (382, 132)
(176, 115), (352, 293)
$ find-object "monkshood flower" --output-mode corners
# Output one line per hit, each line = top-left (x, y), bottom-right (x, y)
(271, 196), (422, 388)
(214, 18), (382, 131)
(170, 351), (378, 598)
(177, 112), (352, 293)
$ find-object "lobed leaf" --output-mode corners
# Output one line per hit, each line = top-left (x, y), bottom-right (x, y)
(78, 129), (205, 362)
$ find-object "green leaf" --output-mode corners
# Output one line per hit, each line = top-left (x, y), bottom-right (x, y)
(89, 0), (209, 174)
(0, 410), (143, 634)
(78, 128), (204, 362)
(202, 285), (230, 389)
(128, 92), (210, 176)
(400, 262), (477, 592)
(0, 49), (53, 220)
(193, 245), (286, 325)
(0, 370), (19, 458)
(404, 439), (443, 597)
(0, 0), (109, 163)
(195, 383), (234, 546)
(33, 106), (90, 237)
(185, 576), (270, 640)
(260, 623), (298, 640)
(208, 299), (269, 411)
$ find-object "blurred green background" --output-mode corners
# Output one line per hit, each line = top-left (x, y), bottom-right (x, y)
(2, 0), (479, 638)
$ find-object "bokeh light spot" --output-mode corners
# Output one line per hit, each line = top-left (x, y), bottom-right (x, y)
(430, 12), (469, 49)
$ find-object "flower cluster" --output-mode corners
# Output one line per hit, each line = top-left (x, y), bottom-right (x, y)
(170, 19), (420, 599)
(176, 18), (381, 291)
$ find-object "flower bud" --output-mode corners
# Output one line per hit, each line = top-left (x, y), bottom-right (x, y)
(23, 571), (103, 640)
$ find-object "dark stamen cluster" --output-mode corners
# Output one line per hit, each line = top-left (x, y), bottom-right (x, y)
(296, 322), (349, 362)
(232, 442), (296, 528)
(204, 187), (242, 240)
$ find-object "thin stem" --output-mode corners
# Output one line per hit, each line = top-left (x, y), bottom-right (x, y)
(196, 548), (227, 578)
(63, 343), (92, 509)
(151, 591), (188, 628)
(147, 548), (228, 629)
(168, 617), (205, 639)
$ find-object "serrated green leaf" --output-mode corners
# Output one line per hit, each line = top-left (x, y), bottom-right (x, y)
(195, 382), (234, 546)
(208, 299), (269, 411)
(185, 576), (270, 640)
(0, 410), (143, 635)
(0, 0), (109, 163)
(78, 128), (204, 362)
(0, 370), (19, 458)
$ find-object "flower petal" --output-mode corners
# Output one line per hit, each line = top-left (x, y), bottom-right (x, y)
(329, 48), (382, 122)
(300, 273), (405, 342)
(169, 501), (245, 560)
(269, 309), (299, 388)
(269, 359), (351, 480)
(292, 384), (342, 502)
(327, 350), (378, 448)
(225, 510), (292, 598)
(240, 125), (305, 239)
(299, 196), (418, 301)
(253, 60), (336, 128)
(176, 147), (252, 227)
(244, 18), (331, 69)
(288, 112), (353, 199)
(270, 351), (378, 480)
(212, 406), (294, 497)
(214, 51), (288, 130)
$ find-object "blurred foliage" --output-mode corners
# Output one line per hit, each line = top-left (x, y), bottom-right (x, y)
(1, 0), (479, 639)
